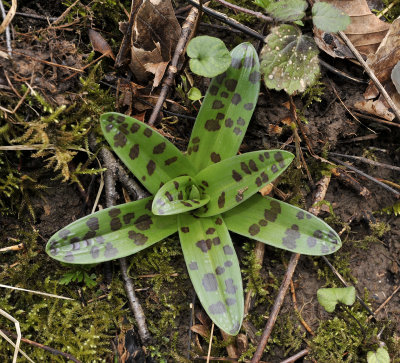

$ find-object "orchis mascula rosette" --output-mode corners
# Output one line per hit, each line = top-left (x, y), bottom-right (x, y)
(46, 43), (341, 335)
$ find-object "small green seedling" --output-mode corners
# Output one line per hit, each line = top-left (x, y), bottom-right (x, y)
(59, 264), (97, 288)
(256, 0), (350, 94)
(187, 35), (232, 77)
(367, 347), (390, 363)
(46, 43), (341, 335)
(317, 286), (356, 313)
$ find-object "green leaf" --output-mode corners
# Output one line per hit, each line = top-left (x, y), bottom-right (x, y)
(187, 42), (260, 172)
(317, 287), (356, 313)
(223, 194), (341, 255)
(187, 36), (232, 78)
(254, 0), (272, 8)
(188, 87), (202, 101)
(265, 0), (308, 22)
(152, 176), (210, 215)
(367, 347), (390, 363)
(194, 150), (294, 217)
(100, 112), (196, 194)
(312, 2), (351, 33)
(178, 213), (243, 335)
(260, 24), (320, 94)
(46, 197), (177, 264)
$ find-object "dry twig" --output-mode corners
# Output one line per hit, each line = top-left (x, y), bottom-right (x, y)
(148, 5), (199, 126)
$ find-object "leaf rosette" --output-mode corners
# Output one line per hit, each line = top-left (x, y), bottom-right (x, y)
(46, 42), (341, 335)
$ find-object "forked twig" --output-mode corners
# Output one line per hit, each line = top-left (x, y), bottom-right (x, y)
(148, 6), (199, 126)
(0, 309), (21, 363)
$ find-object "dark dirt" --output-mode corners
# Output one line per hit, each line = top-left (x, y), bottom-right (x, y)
(1, 0), (400, 362)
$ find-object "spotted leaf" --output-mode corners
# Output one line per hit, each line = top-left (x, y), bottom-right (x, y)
(193, 150), (294, 217)
(261, 0), (308, 22)
(178, 213), (243, 335)
(152, 176), (210, 215)
(223, 194), (341, 255)
(260, 24), (320, 95)
(46, 197), (177, 264)
(187, 42), (260, 172)
(100, 112), (196, 194)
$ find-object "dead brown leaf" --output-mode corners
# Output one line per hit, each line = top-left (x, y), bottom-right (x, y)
(314, 0), (389, 57)
(88, 29), (115, 60)
(118, 0), (181, 87)
(354, 98), (395, 120)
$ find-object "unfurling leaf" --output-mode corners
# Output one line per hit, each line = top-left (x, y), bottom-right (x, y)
(152, 176), (210, 215)
(187, 36), (232, 78)
(260, 24), (320, 94)
(317, 286), (356, 312)
(261, 0), (308, 22)
(178, 213), (243, 335)
(88, 29), (115, 60)
(188, 87), (202, 101)
(100, 112), (196, 194)
(188, 42), (260, 172)
(312, 2), (351, 33)
(46, 197), (177, 264)
(223, 194), (341, 255)
(194, 150), (294, 217)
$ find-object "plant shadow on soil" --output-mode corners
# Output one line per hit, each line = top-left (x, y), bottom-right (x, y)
(1, 0), (400, 362)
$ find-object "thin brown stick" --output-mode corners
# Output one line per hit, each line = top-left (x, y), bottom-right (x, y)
(371, 285), (400, 317)
(15, 11), (58, 21)
(289, 279), (314, 336)
(0, 328), (82, 363)
(338, 31), (400, 123)
(251, 253), (301, 362)
(348, 109), (400, 128)
(52, 0), (80, 25)
(279, 349), (309, 363)
(148, 6), (199, 126)
(206, 323), (215, 363)
(328, 152), (400, 172)
(308, 174), (331, 216)
(213, 0), (273, 22)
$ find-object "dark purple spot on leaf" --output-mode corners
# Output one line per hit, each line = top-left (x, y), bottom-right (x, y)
(129, 144), (139, 160)
(314, 230), (323, 239)
(231, 93), (241, 105)
(64, 252), (74, 262)
(296, 211), (305, 220)
(282, 224), (301, 250)
(173, 181), (179, 190)
(192, 136), (200, 144)
(261, 172), (269, 183)
(84, 231), (96, 239)
(216, 72), (227, 84)
(189, 261), (198, 270)
(226, 298), (236, 306)
(210, 152), (221, 163)
(202, 273), (218, 291)
(233, 127), (242, 135)
(196, 239), (211, 253)
(110, 218), (122, 231)
(224, 260), (232, 267)
(225, 278), (237, 294)
(270, 200), (281, 213)
(59, 229), (71, 239)
(240, 162), (251, 175)
(212, 237), (221, 246)
(218, 192), (225, 208)
(216, 112), (225, 120)
(143, 128), (152, 137)
(232, 170), (242, 182)
(243, 56), (255, 68)
(181, 201), (192, 207)
(249, 160), (258, 172)
(165, 191), (173, 201)
(146, 160), (156, 176)
(231, 57), (242, 69)
(105, 124), (113, 132)
(249, 224), (260, 236)
(215, 217), (222, 225)
(87, 217), (99, 231)
(165, 156), (177, 166)
(153, 142), (166, 154)
(221, 91), (229, 98)
(259, 219), (268, 226)
(202, 180), (209, 187)
(128, 231), (148, 245)
(209, 301), (226, 314)
(249, 71), (261, 84)
(192, 144), (199, 152)
(321, 244), (330, 254)
(264, 152), (270, 159)
(205, 119), (221, 131)
(181, 227), (189, 233)
(258, 154), (264, 162)
(123, 212), (135, 224)
(95, 236), (105, 244)
(104, 243), (118, 258)
(225, 118), (233, 128)
(135, 214), (153, 231)
(70, 237), (80, 244)
(209, 85), (219, 95)
(212, 100), (224, 109)
(91, 246), (99, 259)
(225, 79), (238, 92)
(223, 245), (233, 255)
(206, 228), (215, 235)
(130, 123), (140, 133)
(216, 266), (225, 275)
(237, 117), (245, 126)
(72, 242), (80, 251)
(271, 164), (278, 173)
(244, 103), (254, 111)
(255, 177), (262, 187)
(109, 208), (121, 217)
(307, 237), (317, 248)
(113, 132), (127, 147)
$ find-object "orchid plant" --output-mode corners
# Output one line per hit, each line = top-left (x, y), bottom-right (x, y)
(46, 43), (341, 335)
